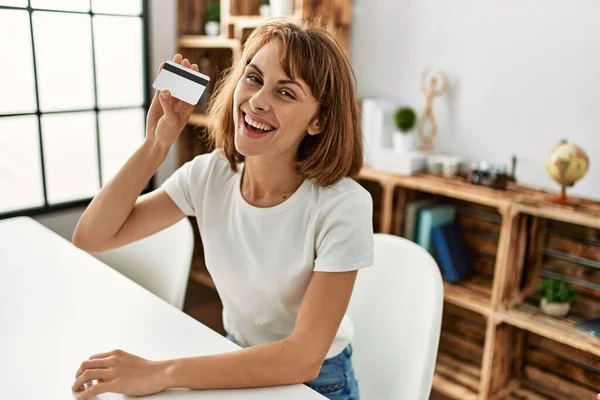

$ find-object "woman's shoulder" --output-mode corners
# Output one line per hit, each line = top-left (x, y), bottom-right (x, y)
(185, 148), (237, 180)
(311, 177), (373, 214)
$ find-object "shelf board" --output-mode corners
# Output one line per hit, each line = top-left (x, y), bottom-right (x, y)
(228, 14), (300, 28)
(500, 303), (600, 357)
(358, 167), (513, 211)
(433, 352), (479, 400)
(178, 35), (240, 49)
(188, 113), (209, 127)
(443, 275), (492, 317)
(228, 15), (267, 29)
(513, 202), (600, 230)
(189, 269), (215, 289)
(493, 383), (551, 400)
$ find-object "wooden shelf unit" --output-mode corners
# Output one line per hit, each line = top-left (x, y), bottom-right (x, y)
(178, 35), (240, 50)
(188, 113), (209, 127)
(356, 168), (600, 399)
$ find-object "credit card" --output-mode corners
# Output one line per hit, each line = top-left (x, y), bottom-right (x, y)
(152, 60), (210, 105)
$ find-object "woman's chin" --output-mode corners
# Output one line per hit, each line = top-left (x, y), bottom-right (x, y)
(234, 130), (263, 157)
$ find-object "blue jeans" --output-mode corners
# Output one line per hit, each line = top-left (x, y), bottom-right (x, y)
(225, 335), (360, 400)
(305, 344), (360, 400)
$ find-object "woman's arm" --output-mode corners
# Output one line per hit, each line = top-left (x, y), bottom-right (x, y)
(163, 270), (358, 389)
(71, 270), (358, 399)
(72, 54), (198, 252)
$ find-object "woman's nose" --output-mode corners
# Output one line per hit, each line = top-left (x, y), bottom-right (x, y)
(249, 89), (271, 113)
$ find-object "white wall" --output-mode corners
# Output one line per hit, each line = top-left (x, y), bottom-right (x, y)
(35, 0), (179, 239)
(352, 0), (600, 198)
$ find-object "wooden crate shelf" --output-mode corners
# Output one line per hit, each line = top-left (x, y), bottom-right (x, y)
(433, 303), (487, 398)
(500, 304), (600, 357)
(444, 277), (492, 317)
(188, 113), (209, 127)
(433, 352), (479, 400)
(356, 166), (600, 399)
(492, 382), (563, 400)
(178, 35), (240, 49)
(359, 168), (514, 212)
(487, 324), (599, 400)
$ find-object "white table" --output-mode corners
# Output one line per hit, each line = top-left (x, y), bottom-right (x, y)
(0, 217), (324, 399)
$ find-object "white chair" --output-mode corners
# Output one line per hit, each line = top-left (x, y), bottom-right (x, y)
(347, 233), (444, 400)
(92, 218), (195, 310)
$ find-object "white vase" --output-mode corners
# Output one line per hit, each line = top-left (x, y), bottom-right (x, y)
(205, 21), (220, 36)
(392, 131), (417, 154)
(259, 4), (271, 18)
(270, 0), (294, 17)
(540, 298), (570, 317)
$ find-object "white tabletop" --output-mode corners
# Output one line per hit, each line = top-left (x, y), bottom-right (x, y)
(0, 217), (324, 399)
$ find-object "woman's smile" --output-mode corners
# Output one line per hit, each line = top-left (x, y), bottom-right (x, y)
(240, 110), (278, 139)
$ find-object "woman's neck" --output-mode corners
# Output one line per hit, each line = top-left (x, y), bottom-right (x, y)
(241, 155), (305, 207)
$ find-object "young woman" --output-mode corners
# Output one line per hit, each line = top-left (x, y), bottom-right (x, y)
(71, 20), (373, 400)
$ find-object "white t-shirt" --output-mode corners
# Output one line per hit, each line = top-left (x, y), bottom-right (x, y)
(161, 149), (374, 359)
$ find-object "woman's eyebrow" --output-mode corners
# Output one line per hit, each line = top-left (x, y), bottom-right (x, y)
(248, 63), (306, 95)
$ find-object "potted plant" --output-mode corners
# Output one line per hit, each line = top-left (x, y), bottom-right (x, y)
(539, 279), (576, 317)
(392, 106), (417, 153)
(259, 0), (271, 18)
(204, 2), (220, 36)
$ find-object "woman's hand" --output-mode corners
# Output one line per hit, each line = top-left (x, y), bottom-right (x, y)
(71, 349), (170, 400)
(146, 54), (200, 149)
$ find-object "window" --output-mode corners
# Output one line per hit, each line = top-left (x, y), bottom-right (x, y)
(0, 0), (150, 218)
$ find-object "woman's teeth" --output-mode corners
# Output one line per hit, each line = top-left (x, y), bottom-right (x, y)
(244, 113), (274, 132)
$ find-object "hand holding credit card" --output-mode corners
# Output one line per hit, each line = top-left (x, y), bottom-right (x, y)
(152, 60), (211, 105)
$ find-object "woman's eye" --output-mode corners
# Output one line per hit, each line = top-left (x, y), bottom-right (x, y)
(279, 90), (295, 99)
(247, 74), (261, 84)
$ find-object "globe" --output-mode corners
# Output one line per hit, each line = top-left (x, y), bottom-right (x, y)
(545, 139), (589, 203)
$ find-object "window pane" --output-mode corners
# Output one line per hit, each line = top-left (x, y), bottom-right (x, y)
(91, 0), (142, 16)
(33, 11), (95, 112)
(30, 0), (90, 12)
(0, 0), (27, 7)
(99, 108), (145, 186)
(0, 10), (37, 115)
(0, 116), (45, 213)
(93, 16), (144, 108)
(41, 112), (99, 204)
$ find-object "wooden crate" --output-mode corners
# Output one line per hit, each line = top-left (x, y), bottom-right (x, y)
(434, 303), (487, 399)
(357, 168), (600, 399)
(487, 324), (599, 400)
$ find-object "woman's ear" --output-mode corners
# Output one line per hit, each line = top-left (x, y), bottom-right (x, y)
(307, 117), (322, 136)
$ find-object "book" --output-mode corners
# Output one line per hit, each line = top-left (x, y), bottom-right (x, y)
(404, 199), (435, 241)
(416, 204), (456, 254)
(576, 318), (600, 337)
(432, 220), (474, 283)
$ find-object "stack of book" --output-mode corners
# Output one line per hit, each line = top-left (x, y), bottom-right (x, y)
(405, 200), (474, 283)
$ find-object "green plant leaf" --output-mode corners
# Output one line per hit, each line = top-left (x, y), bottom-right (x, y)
(394, 107), (417, 133)
(539, 278), (576, 304)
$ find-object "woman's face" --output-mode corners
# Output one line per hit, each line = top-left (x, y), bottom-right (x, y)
(232, 41), (321, 159)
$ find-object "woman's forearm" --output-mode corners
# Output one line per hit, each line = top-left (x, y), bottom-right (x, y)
(160, 337), (321, 390)
(72, 139), (170, 251)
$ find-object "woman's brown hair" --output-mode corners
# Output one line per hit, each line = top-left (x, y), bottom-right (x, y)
(206, 19), (363, 187)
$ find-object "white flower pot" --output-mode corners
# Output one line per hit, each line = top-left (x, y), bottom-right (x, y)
(259, 4), (271, 18)
(392, 131), (417, 154)
(270, 0), (294, 17)
(540, 298), (570, 317)
(205, 21), (220, 36)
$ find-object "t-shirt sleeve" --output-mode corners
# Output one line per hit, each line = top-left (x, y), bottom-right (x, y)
(313, 188), (374, 272)
(160, 152), (213, 216)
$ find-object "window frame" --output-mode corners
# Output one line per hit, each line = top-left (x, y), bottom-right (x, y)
(0, 0), (152, 220)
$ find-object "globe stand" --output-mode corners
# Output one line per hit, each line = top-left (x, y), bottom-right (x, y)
(550, 186), (572, 205)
